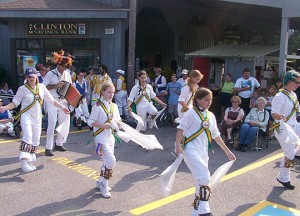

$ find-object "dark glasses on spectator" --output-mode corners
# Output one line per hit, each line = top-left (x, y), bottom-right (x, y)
(0, 100), (2, 102)
(231, 101), (238, 103)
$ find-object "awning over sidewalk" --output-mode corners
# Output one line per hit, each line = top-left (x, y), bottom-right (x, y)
(185, 44), (279, 59)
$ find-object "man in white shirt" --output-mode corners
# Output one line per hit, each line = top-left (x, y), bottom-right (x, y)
(177, 69), (188, 87)
(42, 50), (74, 156)
(234, 68), (260, 114)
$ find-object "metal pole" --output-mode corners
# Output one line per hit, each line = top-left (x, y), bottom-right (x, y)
(278, 14), (289, 76)
(127, 0), (137, 93)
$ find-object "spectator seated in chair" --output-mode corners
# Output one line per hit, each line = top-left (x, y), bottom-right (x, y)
(237, 97), (269, 152)
(0, 99), (15, 136)
(219, 96), (244, 145)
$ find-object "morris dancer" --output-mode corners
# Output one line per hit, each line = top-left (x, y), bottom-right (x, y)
(271, 70), (300, 190)
(43, 50), (74, 156)
(87, 82), (121, 198)
(114, 69), (128, 119)
(92, 64), (112, 106)
(176, 70), (203, 123)
(0, 68), (69, 172)
(73, 70), (90, 129)
(127, 70), (166, 133)
(175, 87), (235, 216)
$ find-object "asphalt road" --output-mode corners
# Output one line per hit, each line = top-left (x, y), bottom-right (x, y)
(0, 125), (299, 216)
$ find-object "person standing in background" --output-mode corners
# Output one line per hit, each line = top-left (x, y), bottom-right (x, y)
(85, 67), (98, 110)
(177, 69), (189, 87)
(219, 73), (235, 118)
(114, 69), (128, 119)
(164, 74), (182, 127)
(74, 70), (90, 129)
(234, 68), (260, 115)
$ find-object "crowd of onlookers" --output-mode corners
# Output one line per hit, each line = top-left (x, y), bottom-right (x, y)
(0, 64), (289, 153)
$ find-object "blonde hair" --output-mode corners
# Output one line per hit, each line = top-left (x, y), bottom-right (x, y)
(231, 95), (241, 105)
(100, 82), (115, 95)
(187, 70), (203, 92)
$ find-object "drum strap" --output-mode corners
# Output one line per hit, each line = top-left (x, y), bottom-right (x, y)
(92, 101), (114, 137)
(15, 84), (42, 121)
(181, 90), (195, 113)
(182, 108), (212, 150)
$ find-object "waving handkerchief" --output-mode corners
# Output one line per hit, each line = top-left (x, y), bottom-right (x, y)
(119, 122), (163, 150)
(130, 111), (144, 132)
(209, 160), (235, 190)
(160, 154), (184, 196)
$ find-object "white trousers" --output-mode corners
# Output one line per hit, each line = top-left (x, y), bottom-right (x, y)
(75, 98), (90, 123)
(276, 123), (300, 182)
(95, 137), (116, 170)
(136, 101), (158, 131)
(46, 99), (70, 149)
(19, 113), (42, 161)
(0, 122), (14, 135)
(115, 90), (128, 116)
(21, 112), (42, 145)
(184, 147), (211, 215)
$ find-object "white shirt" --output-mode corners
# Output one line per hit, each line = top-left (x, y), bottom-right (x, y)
(128, 84), (156, 103)
(234, 77), (260, 98)
(87, 99), (121, 144)
(177, 78), (187, 87)
(43, 68), (72, 98)
(178, 85), (197, 111)
(13, 83), (55, 121)
(272, 90), (299, 126)
(178, 109), (220, 157)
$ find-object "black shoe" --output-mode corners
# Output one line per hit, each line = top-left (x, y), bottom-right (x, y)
(54, 145), (67, 152)
(236, 145), (242, 151)
(295, 155), (300, 160)
(276, 178), (295, 190)
(45, 149), (54, 156)
(199, 213), (213, 216)
(240, 145), (247, 152)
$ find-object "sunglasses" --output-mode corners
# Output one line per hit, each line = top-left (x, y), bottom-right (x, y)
(231, 101), (238, 103)
(0, 101), (2, 102)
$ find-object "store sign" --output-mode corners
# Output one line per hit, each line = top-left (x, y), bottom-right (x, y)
(27, 22), (87, 36)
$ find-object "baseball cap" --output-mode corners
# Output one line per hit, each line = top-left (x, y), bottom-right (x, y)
(181, 69), (188, 75)
(25, 68), (38, 77)
(116, 69), (125, 75)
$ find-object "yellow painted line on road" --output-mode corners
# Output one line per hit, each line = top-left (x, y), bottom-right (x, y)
(0, 129), (90, 145)
(130, 153), (284, 215)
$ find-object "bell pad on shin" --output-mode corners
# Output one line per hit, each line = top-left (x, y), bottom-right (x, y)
(192, 195), (200, 210)
(19, 141), (33, 153)
(284, 157), (297, 168)
(199, 185), (211, 201)
(100, 167), (113, 179)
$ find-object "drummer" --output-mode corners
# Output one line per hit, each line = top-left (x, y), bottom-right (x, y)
(42, 50), (74, 156)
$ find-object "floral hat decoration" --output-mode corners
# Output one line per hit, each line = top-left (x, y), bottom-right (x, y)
(52, 49), (75, 68)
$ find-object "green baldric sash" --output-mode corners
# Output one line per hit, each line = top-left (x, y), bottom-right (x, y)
(270, 89), (299, 132)
(15, 83), (42, 121)
(182, 108), (212, 150)
(135, 86), (151, 105)
(93, 101), (114, 137)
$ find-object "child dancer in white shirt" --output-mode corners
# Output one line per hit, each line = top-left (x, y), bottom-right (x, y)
(176, 70), (203, 123)
(175, 87), (235, 216)
(88, 82), (121, 198)
(127, 70), (166, 133)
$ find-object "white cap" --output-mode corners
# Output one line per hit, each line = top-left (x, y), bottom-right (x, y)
(116, 69), (125, 75)
(181, 69), (188, 75)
